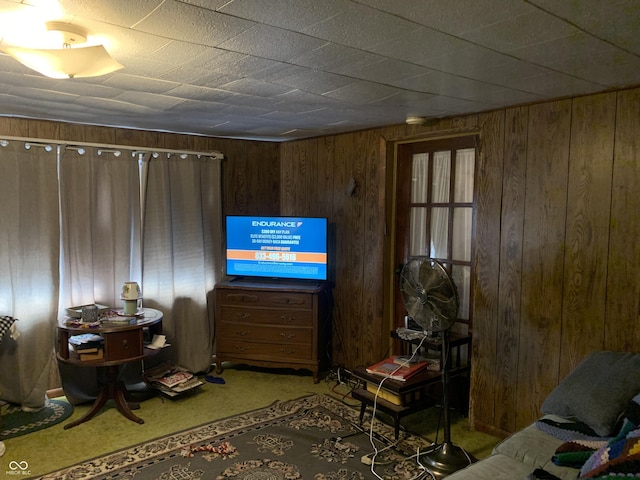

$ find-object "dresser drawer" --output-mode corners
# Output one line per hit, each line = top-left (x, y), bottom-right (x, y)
(218, 322), (312, 345)
(217, 289), (313, 309)
(219, 339), (312, 361)
(219, 306), (312, 326)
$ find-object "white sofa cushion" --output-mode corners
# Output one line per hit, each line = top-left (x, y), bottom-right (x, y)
(494, 421), (578, 480)
(446, 453), (542, 479)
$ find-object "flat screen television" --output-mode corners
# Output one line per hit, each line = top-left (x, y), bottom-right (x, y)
(225, 215), (328, 281)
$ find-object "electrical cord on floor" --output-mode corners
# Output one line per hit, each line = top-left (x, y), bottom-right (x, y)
(364, 334), (434, 480)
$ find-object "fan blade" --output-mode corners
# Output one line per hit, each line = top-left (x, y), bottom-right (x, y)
(399, 257), (459, 332)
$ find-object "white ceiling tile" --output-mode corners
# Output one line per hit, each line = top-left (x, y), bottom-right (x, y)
(369, 27), (470, 64)
(528, 0), (640, 54)
(323, 81), (403, 105)
(218, 78), (294, 98)
(291, 43), (382, 72)
(114, 91), (184, 110)
(59, 0), (164, 27)
(341, 58), (434, 85)
(516, 72), (605, 98)
(260, 66), (353, 95)
(459, 9), (578, 52)
(133, 2), (256, 46)
(102, 74), (180, 94)
(418, 44), (517, 77)
(217, 24), (327, 62)
(301, 2), (422, 50)
(7, 86), (78, 103)
(356, 0), (534, 35)
(218, 0), (348, 30)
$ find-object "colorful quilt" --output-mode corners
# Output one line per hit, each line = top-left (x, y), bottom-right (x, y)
(536, 393), (640, 479)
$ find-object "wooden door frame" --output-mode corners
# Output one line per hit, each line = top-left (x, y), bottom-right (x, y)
(383, 133), (479, 355)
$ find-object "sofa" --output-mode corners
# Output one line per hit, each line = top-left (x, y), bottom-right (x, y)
(447, 351), (640, 480)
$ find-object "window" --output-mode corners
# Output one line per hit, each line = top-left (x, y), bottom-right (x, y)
(394, 136), (477, 331)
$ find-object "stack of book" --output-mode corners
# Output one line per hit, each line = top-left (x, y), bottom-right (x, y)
(143, 362), (203, 397)
(364, 355), (433, 406)
(69, 333), (105, 361)
(365, 354), (430, 381)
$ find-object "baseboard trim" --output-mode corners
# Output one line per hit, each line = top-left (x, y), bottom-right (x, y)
(47, 387), (65, 399)
(472, 419), (510, 440)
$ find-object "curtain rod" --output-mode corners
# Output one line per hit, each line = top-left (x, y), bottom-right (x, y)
(0, 135), (224, 160)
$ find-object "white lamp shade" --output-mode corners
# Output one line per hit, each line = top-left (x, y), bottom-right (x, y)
(4, 44), (123, 79)
(121, 281), (141, 300)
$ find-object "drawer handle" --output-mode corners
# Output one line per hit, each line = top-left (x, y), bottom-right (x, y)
(280, 315), (295, 323)
(234, 345), (250, 352)
(227, 294), (259, 303)
(280, 348), (296, 355)
(122, 339), (128, 349)
(235, 330), (248, 337)
(235, 313), (251, 320)
(280, 332), (295, 340)
(274, 297), (304, 305)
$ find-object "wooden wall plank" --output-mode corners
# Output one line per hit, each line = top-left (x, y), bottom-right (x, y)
(361, 133), (387, 365)
(495, 106), (528, 434)
(0, 117), (28, 137)
(344, 132), (367, 367)
(279, 140), (302, 215)
(471, 110), (505, 433)
(560, 93), (616, 375)
(516, 99), (571, 430)
(607, 89), (640, 350)
(221, 140), (280, 216)
(330, 134), (359, 367)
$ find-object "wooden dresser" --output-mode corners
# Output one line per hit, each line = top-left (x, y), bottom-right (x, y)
(214, 279), (330, 383)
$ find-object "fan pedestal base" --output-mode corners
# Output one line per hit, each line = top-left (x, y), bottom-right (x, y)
(419, 442), (474, 479)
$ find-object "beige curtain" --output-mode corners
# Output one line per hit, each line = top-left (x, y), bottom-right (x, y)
(58, 146), (142, 308)
(0, 141), (59, 408)
(142, 153), (223, 374)
(56, 146), (143, 403)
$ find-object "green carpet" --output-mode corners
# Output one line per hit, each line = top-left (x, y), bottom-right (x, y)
(0, 365), (500, 477)
(39, 394), (437, 479)
(1, 399), (73, 440)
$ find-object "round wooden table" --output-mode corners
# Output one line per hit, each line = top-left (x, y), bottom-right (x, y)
(57, 308), (163, 429)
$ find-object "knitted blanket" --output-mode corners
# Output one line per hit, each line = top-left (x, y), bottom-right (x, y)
(536, 393), (640, 479)
(0, 315), (18, 343)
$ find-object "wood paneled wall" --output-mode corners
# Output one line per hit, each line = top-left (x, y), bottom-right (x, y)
(279, 87), (640, 436)
(2, 86), (639, 436)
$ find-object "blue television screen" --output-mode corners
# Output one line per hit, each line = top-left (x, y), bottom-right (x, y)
(225, 216), (328, 281)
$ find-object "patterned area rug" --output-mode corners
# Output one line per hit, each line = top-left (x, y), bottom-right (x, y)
(1, 399), (73, 440)
(40, 394), (433, 479)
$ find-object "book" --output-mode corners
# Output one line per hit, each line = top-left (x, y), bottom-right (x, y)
(365, 382), (429, 406)
(143, 362), (202, 397)
(366, 355), (430, 381)
(80, 349), (104, 361)
(72, 345), (99, 354)
(392, 354), (428, 365)
(100, 316), (137, 327)
(154, 370), (193, 388)
(366, 383), (403, 405)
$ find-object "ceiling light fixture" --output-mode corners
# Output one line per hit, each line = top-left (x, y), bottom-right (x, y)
(1, 21), (123, 79)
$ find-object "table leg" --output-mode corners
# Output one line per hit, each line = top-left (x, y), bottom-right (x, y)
(359, 402), (367, 425)
(64, 365), (144, 429)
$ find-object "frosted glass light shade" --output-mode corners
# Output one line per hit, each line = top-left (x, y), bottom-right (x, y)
(4, 44), (123, 79)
